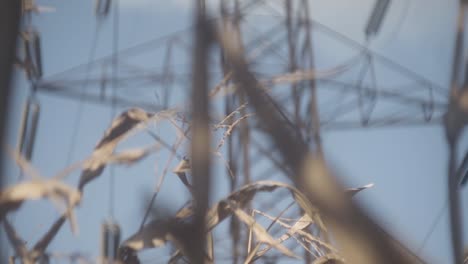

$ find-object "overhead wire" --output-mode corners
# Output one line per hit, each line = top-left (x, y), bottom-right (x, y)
(382, 0), (412, 43)
(417, 151), (468, 254)
(255, 4), (447, 95)
(417, 199), (448, 255)
(64, 24), (103, 169)
(38, 0), (447, 132)
(40, 0), (263, 81)
(109, 0), (120, 219)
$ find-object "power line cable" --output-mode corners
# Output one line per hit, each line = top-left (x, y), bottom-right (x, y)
(417, 199), (448, 254)
(64, 24), (103, 168)
(109, 0), (120, 219)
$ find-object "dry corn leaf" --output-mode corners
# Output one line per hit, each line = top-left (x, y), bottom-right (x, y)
(121, 181), (366, 253)
(312, 253), (345, 264)
(3, 149), (80, 236)
(282, 214), (312, 240)
(122, 219), (172, 251)
(107, 145), (159, 165)
(122, 202), (195, 251)
(0, 180), (81, 221)
(250, 214), (314, 262)
(121, 180), (372, 263)
(282, 181), (371, 239)
(78, 108), (154, 191)
(173, 158), (193, 190)
(204, 181), (310, 231)
(228, 201), (298, 259)
(253, 183), (373, 260)
(219, 26), (420, 263)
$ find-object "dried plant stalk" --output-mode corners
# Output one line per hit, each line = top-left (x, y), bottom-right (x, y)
(218, 23), (421, 264)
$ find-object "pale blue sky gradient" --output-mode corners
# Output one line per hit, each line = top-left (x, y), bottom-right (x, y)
(3, 0), (468, 263)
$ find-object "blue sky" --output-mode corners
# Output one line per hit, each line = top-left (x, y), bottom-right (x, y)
(3, 0), (468, 263)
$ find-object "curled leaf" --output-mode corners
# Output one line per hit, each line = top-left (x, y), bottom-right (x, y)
(78, 108), (154, 191)
(245, 182), (374, 261)
(120, 181), (372, 259)
(0, 180), (81, 220)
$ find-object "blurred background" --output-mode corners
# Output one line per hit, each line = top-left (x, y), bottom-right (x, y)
(1, 0), (468, 263)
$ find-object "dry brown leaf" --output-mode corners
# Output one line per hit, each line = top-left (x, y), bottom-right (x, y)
(122, 219), (172, 251)
(120, 180), (372, 260)
(258, 182), (373, 257)
(229, 201), (298, 259)
(248, 182), (373, 261)
(252, 213), (336, 262)
(78, 108), (154, 191)
(0, 180), (81, 221)
(204, 180), (326, 233)
(282, 214), (312, 240)
(173, 158), (191, 176)
(122, 202), (194, 252)
(312, 253), (345, 264)
(173, 158), (193, 190)
(0, 180), (79, 204)
(219, 25), (421, 263)
(107, 145), (159, 165)
(8, 147), (41, 180)
(3, 148), (80, 236)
